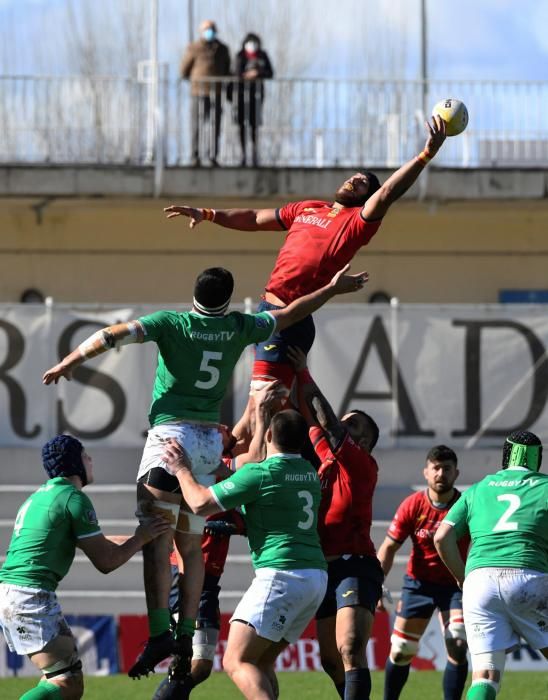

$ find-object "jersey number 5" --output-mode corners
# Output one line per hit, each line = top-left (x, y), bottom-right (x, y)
(297, 490), (314, 530)
(492, 494), (520, 532)
(195, 351), (223, 390)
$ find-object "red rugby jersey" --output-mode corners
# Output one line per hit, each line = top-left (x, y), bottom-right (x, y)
(387, 490), (470, 585)
(266, 200), (382, 304)
(312, 426), (378, 558)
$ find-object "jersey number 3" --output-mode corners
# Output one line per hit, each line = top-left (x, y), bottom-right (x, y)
(195, 351), (223, 390)
(297, 490), (314, 530)
(492, 494), (520, 532)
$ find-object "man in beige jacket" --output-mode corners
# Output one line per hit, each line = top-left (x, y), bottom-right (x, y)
(180, 20), (231, 167)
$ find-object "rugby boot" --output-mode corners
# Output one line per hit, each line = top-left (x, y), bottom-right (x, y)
(169, 633), (194, 679)
(128, 630), (175, 678)
(152, 674), (193, 700)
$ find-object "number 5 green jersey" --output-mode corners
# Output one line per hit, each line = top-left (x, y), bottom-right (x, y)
(444, 467), (548, 575)
(138, 309), (276, 425)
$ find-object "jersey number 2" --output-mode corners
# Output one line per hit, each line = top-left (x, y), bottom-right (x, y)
(195, 351), (223, 389)
(492, 494), (520, 531)
(297, 490), (314, 530)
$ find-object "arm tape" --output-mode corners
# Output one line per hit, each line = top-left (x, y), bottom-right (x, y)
(78, 321), (142, 359)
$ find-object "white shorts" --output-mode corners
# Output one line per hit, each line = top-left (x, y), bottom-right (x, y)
(0, 584), (74, 655)
(230, 567), (327, 643)
(463, 567), (548, 654)
(137, 421), (223, 488)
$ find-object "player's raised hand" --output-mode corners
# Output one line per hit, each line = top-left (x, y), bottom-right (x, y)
(423, 114), (447, 157)
(163, 205), (205, 228)
(43, 362), (73, 385)
(329, 264), (369, 295)
(254, 379), (288, 411)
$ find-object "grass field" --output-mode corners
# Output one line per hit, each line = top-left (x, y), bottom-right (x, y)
(1, 671), (546, 699)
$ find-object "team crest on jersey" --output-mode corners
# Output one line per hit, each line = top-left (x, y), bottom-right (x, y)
(86, 509), (98, 524)
(222, 482), (235, 492)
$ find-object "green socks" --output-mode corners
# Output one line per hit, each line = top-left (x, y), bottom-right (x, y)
(20, 680), (63, 699)
(148, 607), (171, 637)
(176, 616), (196, 639)
(467, 681), (497, 700)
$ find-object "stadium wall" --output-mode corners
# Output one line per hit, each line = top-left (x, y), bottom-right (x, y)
(1, 197), (548, 304)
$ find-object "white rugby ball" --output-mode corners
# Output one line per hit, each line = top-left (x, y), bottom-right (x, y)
(432, 98), (468, 136)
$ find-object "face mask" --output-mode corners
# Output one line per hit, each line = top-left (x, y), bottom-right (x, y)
(244, 41), (259, 53)
(202, 28), (216, 42)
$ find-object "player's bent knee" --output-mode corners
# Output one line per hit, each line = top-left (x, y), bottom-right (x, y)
(446, 637), (468, 664)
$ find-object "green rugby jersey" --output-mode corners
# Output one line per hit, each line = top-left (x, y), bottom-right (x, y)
(210, 454), (327, 571)
(0, 478), (101, 591)
(139, 309), (276, 425)
(444, 467), (548, 575)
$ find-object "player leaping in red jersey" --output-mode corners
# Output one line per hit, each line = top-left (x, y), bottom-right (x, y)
(164, 116), (447, 443)
(376, 445), (470, 700)
(289, 345), (383, 700)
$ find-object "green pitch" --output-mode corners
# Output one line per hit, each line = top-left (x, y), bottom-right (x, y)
(1, 671), (546, 699)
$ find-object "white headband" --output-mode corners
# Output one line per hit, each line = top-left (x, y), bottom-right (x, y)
(192, 296), (231, 316)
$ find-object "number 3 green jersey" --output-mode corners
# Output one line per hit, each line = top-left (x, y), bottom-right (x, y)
(138, 309), (276, 425)
(0, 478), (101, 591)
(444, 467), (548, 575)
(210, 454), (327, 572)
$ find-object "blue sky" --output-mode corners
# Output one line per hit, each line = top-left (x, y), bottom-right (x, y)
(1, 0), (547, 81)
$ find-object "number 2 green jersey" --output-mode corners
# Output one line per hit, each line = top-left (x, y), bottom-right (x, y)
(210, 454), (327, 572)
(138, 309), (276, 425)
(444, 467), (548, 575)
(0, 477), (101, 591)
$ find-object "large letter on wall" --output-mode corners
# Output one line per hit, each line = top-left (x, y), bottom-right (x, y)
(57, 321), (127, 439)
(452, 319), (548, 437)
(339, 316), (434, 437)
(0, 320), (40, 438)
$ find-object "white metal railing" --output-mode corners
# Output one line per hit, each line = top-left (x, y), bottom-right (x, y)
(1, 75), (547, 168)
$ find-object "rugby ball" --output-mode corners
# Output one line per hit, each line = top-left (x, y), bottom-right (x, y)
(432, 98), (468, 136)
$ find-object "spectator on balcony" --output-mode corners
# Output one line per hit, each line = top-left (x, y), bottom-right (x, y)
(234, 33), (273, 167)
(180, 20), (231, 167)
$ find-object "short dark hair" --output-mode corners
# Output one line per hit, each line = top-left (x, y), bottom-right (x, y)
(348, 409), (379, 452)
(270, 409), (308, 453)
(426, 444), (458, 466)
(502, 430), (542, 471)
(193, 267), (234, 314)
(361, 171), (381, 201)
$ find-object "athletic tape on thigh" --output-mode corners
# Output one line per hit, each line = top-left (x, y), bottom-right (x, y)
(43, 655), (82, 680)
(137, 499), (179, 528)
(444, 613), (467, 641)
(390, 628), (420, 657)
(176, 508), (206, 535)
(471, 650), (506, 675)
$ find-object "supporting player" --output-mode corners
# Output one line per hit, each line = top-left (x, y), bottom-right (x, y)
(0, 435), (167, 700)
(164, 116), (447, 443)
(42, 264), (367, 679)
(161, 384), (327, 700)
(289, 346), (382, 700)
(377, 445), (469, 700)
(435, 431), (548, 699)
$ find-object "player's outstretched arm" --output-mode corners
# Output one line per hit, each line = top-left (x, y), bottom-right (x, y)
(42, 320), (144, 385)
(242, 381), (285, 465)
(272, 264), (369, 333)
(361, 115), (447, 221)
(78, 517), (170, 574)
(164, 205), (283, 231)
(288, 346), (347, 450)
(434, 522), (465, 588)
